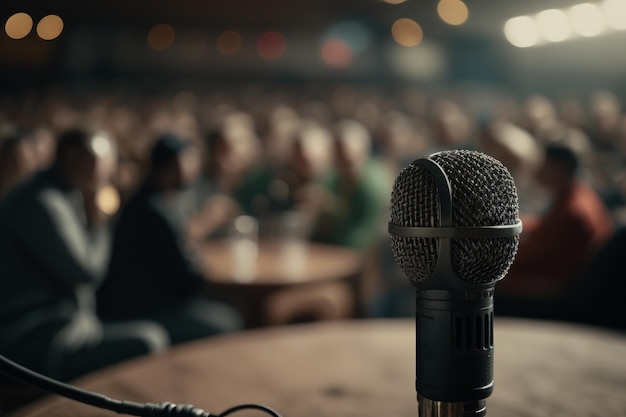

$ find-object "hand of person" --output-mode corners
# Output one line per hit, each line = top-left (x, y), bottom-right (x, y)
(295, 183), (336, 217)
(83, 188), (107, 227)
(186, 194), (241, 242)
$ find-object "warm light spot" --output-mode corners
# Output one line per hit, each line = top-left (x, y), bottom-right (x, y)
(603, 0), (626, 30)
(537, 9), (571, 42)
(36, 14), (63, 41)
(391, 18), (423, 47)
(97, 185), (121, 216)
(321, 39), (353, 68)
(257, 31), (287, 60)
(569, 3), (605, 37)
(147, 24), (175, 50)
(382, 0), (407, 4)
(437, 0), (469, 26)
(504, 16), (540, 48)
(5, 12), (33, 39)
(217, 30), (242, 56)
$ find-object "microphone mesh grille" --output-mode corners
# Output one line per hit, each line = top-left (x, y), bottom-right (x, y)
(390, 150), (520, 286)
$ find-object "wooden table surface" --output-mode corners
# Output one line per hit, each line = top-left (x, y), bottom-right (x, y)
(8, 318), (626, 417)
(201, 239), (363, 286)
(200, 240), (364, 327)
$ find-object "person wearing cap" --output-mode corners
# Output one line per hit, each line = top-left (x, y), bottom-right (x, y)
(0, 127), (169, 381)
(97, 133), (243, 344)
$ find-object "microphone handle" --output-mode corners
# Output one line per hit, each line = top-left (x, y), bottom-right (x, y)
(416, 289), (494, 417)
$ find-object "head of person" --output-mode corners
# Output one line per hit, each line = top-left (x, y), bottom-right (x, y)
(289, 121), (332, 182)
(148, 133), (199, 192)
(536, 144), (579, 194)
(332, 119), (372, 178)
(0, 124), (38, 198)
(53, 128), (117, 195)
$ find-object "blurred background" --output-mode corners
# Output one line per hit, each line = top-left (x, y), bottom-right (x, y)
(2, 0), (626, 333)
(2, 0), (626, 93)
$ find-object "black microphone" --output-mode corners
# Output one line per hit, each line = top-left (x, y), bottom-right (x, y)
(388, 150), (522, 417)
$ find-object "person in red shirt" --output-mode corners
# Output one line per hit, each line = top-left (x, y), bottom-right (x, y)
(499, 144), (614, 298)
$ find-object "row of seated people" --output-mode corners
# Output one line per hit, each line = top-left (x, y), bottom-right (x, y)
(0, 129), (244, 388)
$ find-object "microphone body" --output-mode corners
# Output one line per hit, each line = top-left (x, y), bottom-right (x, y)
(389, 151), (521, 417)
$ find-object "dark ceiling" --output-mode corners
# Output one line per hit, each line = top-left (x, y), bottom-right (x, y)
(3, 0), (626, 95)
(1, 0), (584, 36)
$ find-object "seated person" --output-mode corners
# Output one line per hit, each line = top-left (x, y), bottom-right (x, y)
(181, 129), (243, 242)
(0, 124), (38, 201)
(499, 144), (614, 298)
(97, 134), (243, 343)
(0, 128), (169, 381)
(308, 119), (390, 252)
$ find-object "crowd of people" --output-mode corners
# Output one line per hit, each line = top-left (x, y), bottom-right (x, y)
(1, 83), (625, 384)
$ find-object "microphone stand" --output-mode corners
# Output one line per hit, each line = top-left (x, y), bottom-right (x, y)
(418, 396), (486, 417)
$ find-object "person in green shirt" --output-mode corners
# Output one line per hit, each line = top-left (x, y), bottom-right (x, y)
(309, 119), (391, 252)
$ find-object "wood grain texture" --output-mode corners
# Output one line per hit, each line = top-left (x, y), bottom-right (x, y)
(7, 318), (626, 417)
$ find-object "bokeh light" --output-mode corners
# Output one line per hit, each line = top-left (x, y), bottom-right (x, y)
(147, 23), (175, 50)
(388, 40), (446, 81)
(503, 16), (540, 48)
(391, 18), (423, 47)
(217, 30), (243, 56)
(569, 3), (605, 37)
(326, 20), (372, 54)
(5, 12), (33, 40)
(603, 0), (626, 30)
(36, 14), (64, 41)
(537, 9), (571, 43)
(97, 185), (121, 216)
(382, 0), (407, 4)
(321, 39), (353, 68)
(505, 0), (626, 47)
(257, 31), (287, 60)
(437, 0), (469, 26)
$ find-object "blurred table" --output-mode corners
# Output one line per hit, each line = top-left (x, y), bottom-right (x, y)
(200, 239), (364, 327)
(9, 318), (626, 417)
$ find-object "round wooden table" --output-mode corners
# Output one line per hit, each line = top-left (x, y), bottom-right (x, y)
(200, 240), (364, 327)
(9, 319), (626, 417)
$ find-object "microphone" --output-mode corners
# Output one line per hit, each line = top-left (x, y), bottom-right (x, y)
(388, 150), (522, 417)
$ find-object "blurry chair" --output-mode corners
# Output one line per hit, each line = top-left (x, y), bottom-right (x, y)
(564, 226), (626, 331)
(497, 227), (626, 332)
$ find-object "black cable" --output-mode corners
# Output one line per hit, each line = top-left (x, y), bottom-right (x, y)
(0, 354), (283, 417)
(217, 404), (283, 417)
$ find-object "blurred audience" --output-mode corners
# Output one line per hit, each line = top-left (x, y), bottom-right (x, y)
(498, 143), (614, 298)
(0, 128), (169, 381)
(236, 119), (332, 225)
(97, 133), (244, 344)
(1, 84), (626, 332)
(309, 119), (390, 252)
(181, 129), (244, 241)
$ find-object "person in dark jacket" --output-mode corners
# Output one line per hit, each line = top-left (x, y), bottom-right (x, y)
(97, 133), (243, 343)
(0, 128), (169, 381)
